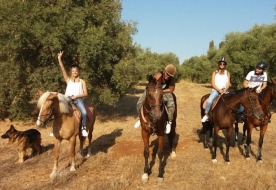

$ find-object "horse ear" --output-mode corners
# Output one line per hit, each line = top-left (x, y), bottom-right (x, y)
(37, 90), (44, 96)
(271, 78), (276, 85)
(147, 74), (153, 81)
(10, 124), (15, 131)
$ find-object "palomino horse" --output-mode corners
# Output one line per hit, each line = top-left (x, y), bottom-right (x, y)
(140, 75), (177, 183)
(36, 91), (96, 178)
(234, 79), (276, 162)
(200, 87), (264, 163)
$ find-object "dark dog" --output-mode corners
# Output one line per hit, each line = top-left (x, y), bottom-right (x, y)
(1, 124), (42, 163)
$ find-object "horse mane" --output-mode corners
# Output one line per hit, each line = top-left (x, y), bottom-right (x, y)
(37, 91), (70, 113)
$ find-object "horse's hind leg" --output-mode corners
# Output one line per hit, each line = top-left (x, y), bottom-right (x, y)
(257, 124), (268, 162)
(225, 127), (233, 164)
(234, 123), (239, 147)
(69, 137), (77, 172)
(212, 127), (219, 163)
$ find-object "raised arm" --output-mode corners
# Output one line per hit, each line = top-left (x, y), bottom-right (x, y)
(57, 51), (69, 83)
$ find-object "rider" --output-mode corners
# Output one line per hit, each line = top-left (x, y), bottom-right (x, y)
(57, 51), (89, 137)
(134, 64), (177, 134)
(237, 62), (268, 122)
(201, 57), (231, 122)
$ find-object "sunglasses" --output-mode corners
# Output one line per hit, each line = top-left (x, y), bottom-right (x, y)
(219, 62), (226, 66)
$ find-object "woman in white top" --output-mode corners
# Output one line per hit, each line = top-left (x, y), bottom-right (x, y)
(58, 51), (88, 137)
(201, 57), (231, 122)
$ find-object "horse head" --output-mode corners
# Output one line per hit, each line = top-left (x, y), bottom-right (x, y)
(144, 75), (164, 123)
(36, 91), (59, 127)
(241, 86), (264, 121)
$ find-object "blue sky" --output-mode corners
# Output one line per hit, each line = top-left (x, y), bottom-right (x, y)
(121, 1), (276, 64)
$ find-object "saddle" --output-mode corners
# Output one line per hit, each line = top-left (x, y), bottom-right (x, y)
(202, 95), (222, 111)
(69, 103), (93, 125)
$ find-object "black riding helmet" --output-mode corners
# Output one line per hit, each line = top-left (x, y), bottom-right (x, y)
(256, 62), (267, 70)
(218, 57), (227, 65)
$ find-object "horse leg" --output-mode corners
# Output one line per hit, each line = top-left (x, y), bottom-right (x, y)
(168, 122), (176, 157)
(234, 122), (239, 147)
(212, 127), (218, 163)
(245, 124), (253, 160)
(69, 137), (77, 172)
(141, 130), (150, 184)
(242, 123), (247, 144)
(257, 124), (268, 162)
(225, 127), (233, 164)
(87, 128), (93, 157)
(79, 135), (85, 156)
(50, 138), (61, 178)
(208, 122), (213, 147)
(157, 135), (165, 183)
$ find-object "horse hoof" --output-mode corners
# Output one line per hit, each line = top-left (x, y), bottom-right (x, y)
(225, 161), (230, 165)
(246, 157), (250, 161)
(212, 159), (217, 163)
(50, 171), (57, 179)
(142, 173), (149, 184)
(157, 177), (164, 184)
(171, 151), (176, 158)
(70, 166), (76, 172)
(257, 160), (263, 164)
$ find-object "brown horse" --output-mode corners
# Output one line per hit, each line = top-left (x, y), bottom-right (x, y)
(140, 75), (177, 183)
(36, 91), (96, 178)
(200, 87), (264, 163)
(234, 79), (276, 162)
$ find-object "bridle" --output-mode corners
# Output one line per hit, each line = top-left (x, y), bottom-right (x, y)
(143, 84), (165, 123)
(221, 88), (262, 120)
(37, 99), (54, 126)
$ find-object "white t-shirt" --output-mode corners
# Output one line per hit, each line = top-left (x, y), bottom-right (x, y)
(214, 70), (228, 89)
(65, 79), (84, 96)
(245, 71), (267, 90)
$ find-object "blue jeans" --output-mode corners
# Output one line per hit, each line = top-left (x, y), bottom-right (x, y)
(238, 104), (245, 113)
(73, 98), (87, 126)
(205, 89), (219, 114)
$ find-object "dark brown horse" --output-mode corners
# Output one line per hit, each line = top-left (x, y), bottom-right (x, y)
(234, 79), (276, 162)
(140, 75), (177, 183)
(36, 91), (96, 178)
(200, 87), (264, 163)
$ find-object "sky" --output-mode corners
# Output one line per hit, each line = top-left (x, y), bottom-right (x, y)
(121, 1), (276, 64)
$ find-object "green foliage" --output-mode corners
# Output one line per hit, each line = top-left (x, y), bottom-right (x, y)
(0, 0), (137, 119)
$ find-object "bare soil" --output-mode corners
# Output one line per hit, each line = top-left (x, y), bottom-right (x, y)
(1, 80), (276, 190)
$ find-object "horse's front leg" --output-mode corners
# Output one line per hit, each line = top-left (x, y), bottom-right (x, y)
(69, 136), (77, 171)
(157, 135), (165, 183)
(257, 124), (268, 162)
(141, 129), (150, 184)
(245, 123), (253, 160)
(212, 127), (219, 163)
(50, 138), (61, 178)
(225, 127), (233, 164)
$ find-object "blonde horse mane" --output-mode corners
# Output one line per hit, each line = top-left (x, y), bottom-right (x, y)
(37, 91), (70, 113)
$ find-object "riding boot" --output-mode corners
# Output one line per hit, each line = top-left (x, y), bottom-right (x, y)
(81, 125), (88, 137)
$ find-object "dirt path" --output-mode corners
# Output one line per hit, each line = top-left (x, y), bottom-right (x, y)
(1, 80), (276, 190)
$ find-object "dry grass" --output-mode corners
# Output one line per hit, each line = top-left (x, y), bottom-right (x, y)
(1, 80), (276, 190)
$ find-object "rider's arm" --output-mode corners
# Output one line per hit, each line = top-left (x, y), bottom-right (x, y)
(57, 51), (69, 83)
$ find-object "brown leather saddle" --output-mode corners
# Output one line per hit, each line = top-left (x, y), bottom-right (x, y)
(70, 103), (93, 125)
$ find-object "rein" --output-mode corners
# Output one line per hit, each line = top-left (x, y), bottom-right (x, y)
(221, 89), (262, 120)
(37, 99), (55, 126)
